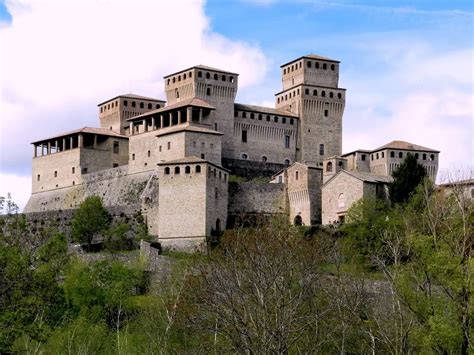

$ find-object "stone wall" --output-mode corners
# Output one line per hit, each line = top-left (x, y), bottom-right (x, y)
(222, 158), (286, 179)
(227, 181), (287, 227)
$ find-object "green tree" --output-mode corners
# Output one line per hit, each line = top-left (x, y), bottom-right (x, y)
(71, 196), (109, 250)
(389, 153), (427, 204)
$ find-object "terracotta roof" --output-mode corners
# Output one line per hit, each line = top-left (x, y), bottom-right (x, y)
(280, 53), (340, 68)
(234, 103), (299, 118)
(155, 124), (223, 137)
(128, 98), (215, 121)
(98, 93), (165, 106)
(164, 65), (239, 78)
(341, 149), (372, 157)
(373, 140), (439, 153)
(344, 170), (393, 184)
(31, 127), (127, 144)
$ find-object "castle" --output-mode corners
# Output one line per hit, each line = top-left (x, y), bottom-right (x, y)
(24, 54), (440, 250)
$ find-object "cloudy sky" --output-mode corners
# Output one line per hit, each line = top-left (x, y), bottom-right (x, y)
(0, 0), (473, 210)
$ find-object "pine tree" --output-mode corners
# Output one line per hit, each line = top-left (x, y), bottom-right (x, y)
(389, 153), (427, 204)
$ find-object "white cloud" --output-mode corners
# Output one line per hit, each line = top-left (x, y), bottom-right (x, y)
(0, 172), (31, 211)
(0, 0), (269, 207)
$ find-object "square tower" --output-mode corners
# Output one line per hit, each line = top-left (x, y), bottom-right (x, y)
(275, 54), (345, 165)
(163, 66), (239, 159)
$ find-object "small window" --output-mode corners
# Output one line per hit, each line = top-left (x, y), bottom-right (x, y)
(399, 152), (403, 158)
(178, 75), (181, 81)
(262, 156), (267, 162)
(258, 114), (262, 120)
(175, 166), (180, 174)
(326, 162), (333, 172)
(189, 72), (192, 78)
(113, 163), (119, 168)
(323, 63), (327, 70)
(172, 77), (176, 83)
(319, 144), (325, 155)
(206, 87), (211, 95)
(242, 112), (247, 118)
(201, 153), (205, 159)
(307, 61), (312, 68)
(148, 103), (152, 109)
(159, 146), (162, 152)
(361, 154), (366, 161)
(214, 73), (218, 80)
(285, 135), (290, 149)
(390, 151), (395, 158)
(290, 118), (294, 125)
(72, 181), (75, 185)
(147, 150), (151, 157)
(206, 72), (210, 79)
(72, 167), (75, 174)
(331, 64), (335, 71)
(124, 100), (128, 106)
(283, 69), (286, 74)
(164, 167), (170, 175)
(284, 159), (290, 165)
(132, 101), (136, 107)
(241, 153), (248, 160)
(82, 167), (88, 174)
(167, 142), (171, 150)
(267, 115), (270, 121)
(315, 62), (319, 69)
(222, 75), (226, 81)
(139, 102), (144, 109)
(337, 93), (342, 99)
(274, 116), (279, 123)
(185, 166), (191, 174)
(242, 130), (248, 143)
(295, 171), (299, 180)
(305, 88), (309, 95)
(113, 141), (119, 154)
(37, 174), (40, 181)
(198, 71), (202, 78)
(54, 171), (58, 178)
(234, 110), (238, 117)
(422, 153), (426, 160)
(329, 92), (334, 98)
(250, 113), (254, 119)
(381, 152), (384, 158)
(321, 91), (326, 97)
(324, 110), (328, 117)
(313, 90), (318, 96)
(183, 73), (186, 79)
(132, 153), (135, 160)
(282, 117), (286, 124)
(415, 153), (419, 159)
(376, 153), (379, 159)
(100, 107), (103, 113)
(195, 165), (201, 173)
(230, 76), (234, 83)
(430, 154), (435, 161)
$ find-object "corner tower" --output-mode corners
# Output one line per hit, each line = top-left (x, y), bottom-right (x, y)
(275, 54), (345, 165)
(163, 65), (239, 160)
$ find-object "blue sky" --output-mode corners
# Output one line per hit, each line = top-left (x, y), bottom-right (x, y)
(0, 0), (472, 208)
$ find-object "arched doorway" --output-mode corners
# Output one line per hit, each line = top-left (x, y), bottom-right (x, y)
(294, 215), (303, 226)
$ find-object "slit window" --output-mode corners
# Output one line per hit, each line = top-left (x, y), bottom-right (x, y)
(319, 144), (325, 155)
(242, 130), (248, 143)
(113, 141), (119, 154)
(285, 135), (290, 148)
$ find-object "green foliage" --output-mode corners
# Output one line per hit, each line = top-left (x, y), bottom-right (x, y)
(389, 153), (427, 204)
(71, 196), (109, 248)
(105, 222), (130, 252)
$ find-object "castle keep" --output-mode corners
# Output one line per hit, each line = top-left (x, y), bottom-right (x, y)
(25, 54), (440, 250)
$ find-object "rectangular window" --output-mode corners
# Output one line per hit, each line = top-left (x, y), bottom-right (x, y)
(54, 171), (58, 178)
(72, 167), (75, 174)
(324, 110), (329, 117)
(361, 154), (366, 161)
(285, 135), (290, 149)
(201, 153), (205, 159)
(319, 144), (325, 155)
(242, 130), (247, 143)
(167, 142), (171, 150)
(390, 151), (395, 158)
(37, 174), (40, 181)
(147, 150), (151, 157)
(132, 153), (135, 160)
(113, 163), (119, 168)
(381, 152), (385, 158)
(82, 167), (88, 174)
(113, 141), (119, 154)
(159, 145), (162, 152)
(214, 122), (218, 131)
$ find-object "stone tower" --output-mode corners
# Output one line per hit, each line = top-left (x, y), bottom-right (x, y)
(163, 65), (239, 160)
(275, 54), (345, 165)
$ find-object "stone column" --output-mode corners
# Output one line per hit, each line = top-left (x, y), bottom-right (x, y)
(177, 110), (182, 124)
(78, 133), (83, 148)
(33, 144), (37, 158)
(55, 140), (58, 153)
(199, 108), (203, 123)
(62, 138), (66, 152)
(151, 116), (155, 130)
(160, 115), (164, 128)
(130, 122), (134, 135)
(143, 119), (147, 132)
(93, 134), (97, 149)
(70, 136), (74, 149)
(187, 107), (192, 122)
(47, 141), (51, 155)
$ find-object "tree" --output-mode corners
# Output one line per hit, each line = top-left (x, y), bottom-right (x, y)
(389, 153), (427, 204)
(71, 196), (109, 250)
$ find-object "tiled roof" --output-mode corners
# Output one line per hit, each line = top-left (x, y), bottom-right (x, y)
(341, 149), (372, 157)
(128, 98), (215, 121)
(280, 53), (340, 67)
(155, 124), (223, 137)
(164, 65), (239, 78)
(234, 103), (299, 118)
(98, 93), (165, 106)
(439, 179), (474, 187)
(344, 170), (393, 184)
(373, 140), (439, 153)
(31, 127), (127, 144)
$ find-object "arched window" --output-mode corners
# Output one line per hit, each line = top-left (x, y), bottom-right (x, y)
(267, 115), (271, 121)
(307, 61), (312, 68)
(230, 76), (234, 83)
(329, 92), (334, 98)
(399, 152), (403, 158)
(132, 101), (136, 107)
(422, 153), (427, 160)
(167, 79), (170, 85)
(222, 75), (226, 81)
(331, 64), (335, 71)
(195, 165), (201, 173)
(156, 104), (160, 109)
(313, 90), (318, 96)
(321, 91), (326, 97)
(206, 87), (211, 95)
(148, 103), (152, 109)
(323, 63), (327, 70)
(390, 151), (395, 158)
(213, 73), (218, 80)
(294, 215), (303, 226)
(338, 161), (343, 170)
(174, 166), (180, 174)
(172, 77), (176, 83)
(295, 171), (299, 180)
(262, 156), (267, 162)
(124, 100), (128, 106)
(305, 88), (309, 95)
(178, 75), (181, 81)
(315, 62), (320, 69)
(164, 167), (170, 175)
(338, 193), (346, 208)
(277, 98), (280, 104)
(189, 72), (192, 78)
(415, 153), (419, 159)
(206, 72), (210, 79)
(283, 69), (286, 74)
(183, 73), (186, 79)
(241, 153), (248, 160)
(198, 71), (202, 78)
(326, 162), (333, 172)
(430, 154), (435, 161)
(284, 159), (290, 165)
(337, 93), (342, 99)
(185, 166), (191, 174)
